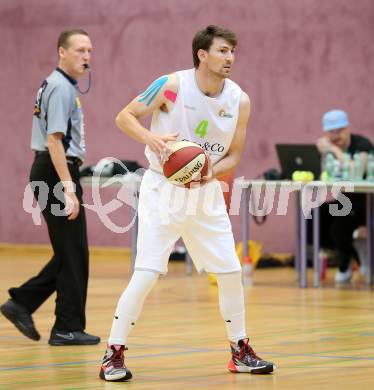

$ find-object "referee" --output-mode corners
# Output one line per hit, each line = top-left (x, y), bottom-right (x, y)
(0, 29), (100, 345)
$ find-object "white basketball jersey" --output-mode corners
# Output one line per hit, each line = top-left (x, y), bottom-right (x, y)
(145, 68), (243, 172)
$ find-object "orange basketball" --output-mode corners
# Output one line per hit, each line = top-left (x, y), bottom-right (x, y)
(163, 141), (208, 188)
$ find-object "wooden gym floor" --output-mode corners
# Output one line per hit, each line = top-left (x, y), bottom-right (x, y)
(0, 245), (374, 390)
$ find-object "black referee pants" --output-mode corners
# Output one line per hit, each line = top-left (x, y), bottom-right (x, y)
(9, 154), (89, 331)
(308, 193), (366, 273)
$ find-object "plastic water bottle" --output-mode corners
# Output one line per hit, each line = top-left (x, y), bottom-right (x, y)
(325, 153), (335, 180)
(353, 153), (363, 181)
(367, 153), (374, 181)
(242, 256), (253, 287)
(341, 153), (351, 180)
(319, 250), (327, 283)
(333, 158), (341, 179)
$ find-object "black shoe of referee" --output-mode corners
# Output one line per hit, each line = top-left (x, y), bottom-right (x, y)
(49, 329), (100, 346)
(0, 299), (40, 341)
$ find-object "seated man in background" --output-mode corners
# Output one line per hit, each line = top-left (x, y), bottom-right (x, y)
(315, 109), (373, 283)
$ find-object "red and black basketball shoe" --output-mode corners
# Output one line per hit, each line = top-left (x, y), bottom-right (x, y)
(228, 338), (275, 374)
(99, 345), (132, 382)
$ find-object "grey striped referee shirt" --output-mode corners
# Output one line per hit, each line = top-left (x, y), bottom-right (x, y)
(31, 68), (86, 162)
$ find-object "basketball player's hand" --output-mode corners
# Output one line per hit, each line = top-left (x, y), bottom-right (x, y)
(145, 132), (179, 164)
(64, 191), (80, 220)
(201, 154), (213, 183)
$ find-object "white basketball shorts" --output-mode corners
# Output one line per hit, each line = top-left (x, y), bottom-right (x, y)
(134, 169), (241, 274)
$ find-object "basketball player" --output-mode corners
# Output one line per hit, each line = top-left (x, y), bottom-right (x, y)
(99, 25), (275, 381)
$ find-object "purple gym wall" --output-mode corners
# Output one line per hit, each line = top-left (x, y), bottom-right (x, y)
(1, 0), (373, 254)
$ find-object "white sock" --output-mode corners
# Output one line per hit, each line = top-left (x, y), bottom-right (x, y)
(215, 271), (247, 343)
(108, 270), (159, 345)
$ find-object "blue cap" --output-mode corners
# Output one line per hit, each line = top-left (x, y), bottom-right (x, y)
(322, 109), (349, 131)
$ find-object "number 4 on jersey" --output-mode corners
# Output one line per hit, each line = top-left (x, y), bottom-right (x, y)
(195, 120), (208, 139)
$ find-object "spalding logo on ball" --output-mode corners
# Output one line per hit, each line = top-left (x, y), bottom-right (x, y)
(163, 141), (208, 188)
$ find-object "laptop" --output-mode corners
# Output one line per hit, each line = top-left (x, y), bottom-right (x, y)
(275, 144), (321, 179)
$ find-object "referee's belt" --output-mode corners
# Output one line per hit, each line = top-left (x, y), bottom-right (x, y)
(34, 151), (83, 167)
